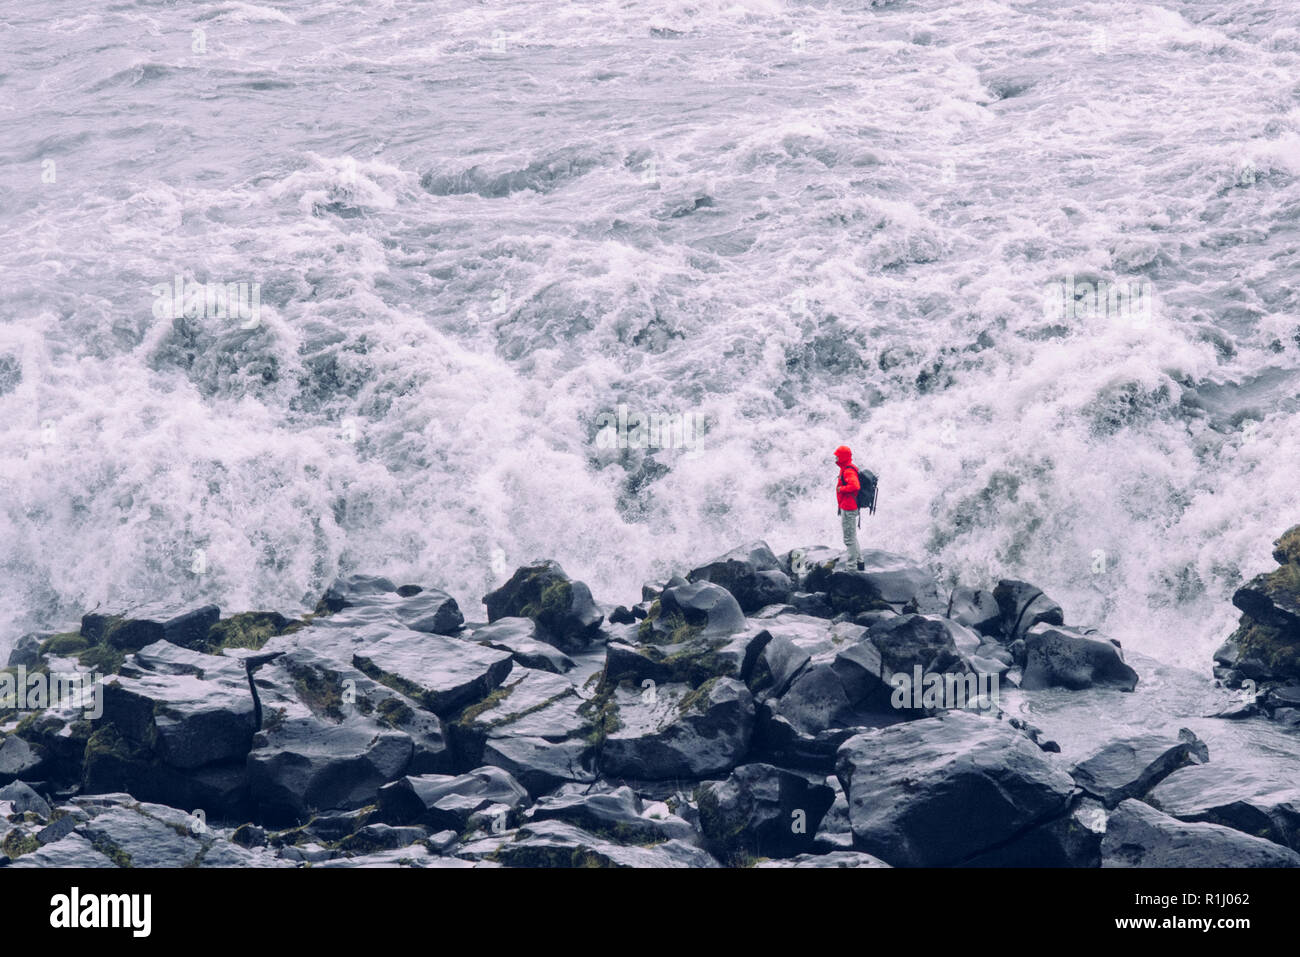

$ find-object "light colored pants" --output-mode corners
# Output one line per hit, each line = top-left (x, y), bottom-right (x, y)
(841, 508), (861, 564)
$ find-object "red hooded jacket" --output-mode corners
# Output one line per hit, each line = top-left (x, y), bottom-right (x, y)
(835, 445), (860, 511)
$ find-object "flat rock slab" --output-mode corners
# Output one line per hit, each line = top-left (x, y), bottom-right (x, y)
(1101, 799), (1300, 867)
(806, 551), (945, 616)
(353, 630), (513, 717)
(1070, 730), (1209, 807)
(469, 618), (575, 674)
(1146, 763), (1300, 851)
(835, 710), (1074, 867)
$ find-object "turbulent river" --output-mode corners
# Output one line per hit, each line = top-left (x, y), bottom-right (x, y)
(2, 0), (1299, 759)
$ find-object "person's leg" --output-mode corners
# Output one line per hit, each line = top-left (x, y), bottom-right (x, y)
(841, 509), (862, 565)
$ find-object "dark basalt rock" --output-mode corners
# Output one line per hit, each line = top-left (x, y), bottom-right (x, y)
(805, 551), (945, 616)
(695, 763), (835, 861)
(835, 710), (1074, 867)
(81, 603), (221, 652)
(959, 798), (1108, 867)
(391, 588), (464, 636)
(448, 669), (596, 796)
(1216, 525), (1300, 694)
(1101, 799), (1300, 867)
(469, 617), (575, 674)
(524, 783), (695, 844)
(1069, 730), (1209, 807)
(644, 581), (748, 640)
(317, 575), (399, 614)
(6, 634), (44, 669)
(867, 614), (970, 682)
(992, 580), (1064, 641)
(1145, 763), (1300, 851)
(376, 767), (529, 830)
(0, 735), (45, 785)
(352, 629), (513, 718)
(483, 561), (604, 652)
(946, 587), (1001, 636)
(1020, 624), (1139, 691)
(598, 678), (755, 781)
(687, 542), (793, 613)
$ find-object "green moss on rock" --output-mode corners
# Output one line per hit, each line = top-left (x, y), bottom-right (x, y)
(39, 632), (89, 656)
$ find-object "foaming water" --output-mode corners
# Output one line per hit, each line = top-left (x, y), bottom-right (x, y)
(1, 0), (1298, 692)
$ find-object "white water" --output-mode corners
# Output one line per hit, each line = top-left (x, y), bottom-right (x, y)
(2, 0), (1298, 690)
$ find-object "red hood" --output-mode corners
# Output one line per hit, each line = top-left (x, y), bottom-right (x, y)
(834, 445), (853, 467)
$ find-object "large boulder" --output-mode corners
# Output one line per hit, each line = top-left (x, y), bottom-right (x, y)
(958, 798), (1108, 867)
(483, 561), (604, 652)
(991, 580), (1064, 642)
(1101, 799), (1300, 867)
(695, 763), (835, 862)
(640, 581), (747, 641)
(598, 678), (755, 781)
(80, 666), (257, 814)
(264, 647), (453, 773)
(687, 542), (793, 613)
(1145, 763), (1300, 851)
(867, 614), (969, 681)
(1021, 624), (1138, 691)
(1069, 730), (1208, 807)
(605, 625), (769, 689)
(247, 714), (414, 825)
(834, 710), (1074, 866)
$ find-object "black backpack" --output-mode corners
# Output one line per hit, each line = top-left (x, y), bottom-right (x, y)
(854, 467), (878, 515)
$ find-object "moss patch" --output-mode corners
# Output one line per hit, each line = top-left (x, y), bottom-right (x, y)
(77, 644), (126, 675)
(200, 611), (302, 654)
(676, 676), (721, 715)
(1, 830), (40, 859)
(375, 696), (414, 728)
(39, 632), (89, 656)
(455, 679), (519, 726)
(1234, 617), (1300, 678)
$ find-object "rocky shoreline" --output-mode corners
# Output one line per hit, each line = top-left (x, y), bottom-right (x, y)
(1, 527), (1298, 868)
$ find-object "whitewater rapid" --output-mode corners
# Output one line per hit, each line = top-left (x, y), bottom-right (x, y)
(2, 0), (1298, 677)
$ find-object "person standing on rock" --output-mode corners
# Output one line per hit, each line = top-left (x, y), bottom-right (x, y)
(835, 445), (866, 571)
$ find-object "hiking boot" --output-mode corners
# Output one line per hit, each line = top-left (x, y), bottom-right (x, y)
(855, 561), (865, 571)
